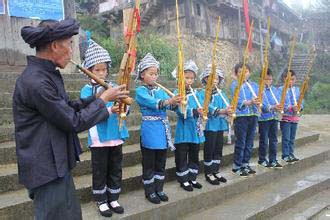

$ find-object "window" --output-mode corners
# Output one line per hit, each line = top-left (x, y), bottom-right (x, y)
(196, 3), (201, 16)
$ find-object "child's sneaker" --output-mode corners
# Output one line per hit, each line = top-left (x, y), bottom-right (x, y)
(269, 161), (283, 169)
(283, 157), (295, 164)
(97, 201), (112, 217)
(232, 168), (249, 178)
(290, 155), (299, 162)
(240, 168), (250, 177)
(232, 168), (240, 175)
(258, 161), (269, 168)
(244, 166), (256, 175)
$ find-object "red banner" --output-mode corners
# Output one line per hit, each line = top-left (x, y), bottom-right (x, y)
(243, 0), (253, 52)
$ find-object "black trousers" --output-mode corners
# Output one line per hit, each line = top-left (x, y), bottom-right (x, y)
(30, 172), (82, 220)
(91, 145), (123, 202)
(174, 143), (200, 183)
(141, 146), (167, 195)
(204, 130), (224, 175)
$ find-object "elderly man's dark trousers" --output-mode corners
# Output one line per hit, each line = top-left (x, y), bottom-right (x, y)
(30, 172), (82, 220)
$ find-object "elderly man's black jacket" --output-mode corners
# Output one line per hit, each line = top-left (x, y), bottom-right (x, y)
(13, 56), (109, 190)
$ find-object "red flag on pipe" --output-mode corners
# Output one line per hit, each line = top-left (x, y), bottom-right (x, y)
(243, 0), (253, 52)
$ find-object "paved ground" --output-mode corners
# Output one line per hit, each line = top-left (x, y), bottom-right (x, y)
(180, 114), (330, 220)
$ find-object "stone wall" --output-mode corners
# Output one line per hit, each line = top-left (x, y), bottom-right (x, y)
(0, 0), (79, 73)
(164, 34), (261, 88)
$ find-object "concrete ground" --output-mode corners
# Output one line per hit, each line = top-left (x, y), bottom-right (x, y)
(181, 114), (330, 220)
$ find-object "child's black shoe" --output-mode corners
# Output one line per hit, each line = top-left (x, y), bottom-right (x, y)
(189, 180), (203, 189)
(109, 201), (124, 214)
(146, 192), (161, 204)
(180, 182), (193, 191)
(97, 202), (112, 217)
(156, 191), (169, 202)
(205, 174), (220, 185)
(213, 173), (227, 183)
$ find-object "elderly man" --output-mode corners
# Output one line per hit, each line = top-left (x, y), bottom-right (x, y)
(13, 18), (128, 219)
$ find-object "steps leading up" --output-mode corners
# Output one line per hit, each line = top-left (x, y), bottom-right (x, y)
(0, 87), (178, 111)
(182, 158), (330, 220)
(0, 72), (177, 94)
(0, 122), (176, 145)
(0, 130), (321, 219)
(141, 0), (163, 26)
(0, 106), (177, 126)
(271, 189), (330, 220)
(0, 129), (317, 193)
(81, 138), (330, 220)
(1, 64), (328, 220)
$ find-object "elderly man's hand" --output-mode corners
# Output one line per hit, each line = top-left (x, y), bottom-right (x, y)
(100, 84), (129, 103)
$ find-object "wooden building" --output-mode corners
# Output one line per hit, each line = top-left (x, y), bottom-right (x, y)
(0, 0), (79, 68)
(139, 0), (302, 51)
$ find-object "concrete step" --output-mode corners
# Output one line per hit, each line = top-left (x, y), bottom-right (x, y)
(0, 126), (14, 143)
(310, 207), (330, 220)
(0, 131), (321, 219)
(0, 114), (179, 163)
(0, 78), (89, 94)
(0, 144), (115, 193)
(0, 129), (233, 192)
(0, 70), (176, 82)
(0, 65), (25, 76)
(0, 108), (12, 125)
(182, 159), (330, 220)
(0, 141), (16, 165)
(0, 122), (176, 149)
(0, 140), (180, 193)
(0, 72), (177, 93)
(270, 189), (330, 220)
(0, 88), (177, 109)
(82, 138), (330, 220)
(0, 103), (176, 126)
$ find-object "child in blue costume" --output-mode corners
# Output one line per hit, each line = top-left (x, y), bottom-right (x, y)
(135, 53), (181, 204)
(172, 60), (205, 191)
(80, 40), (128, 217)
(258, 68), (283, 168)
(199, 64), (232, 185)
(231, 63), (260, 177)
(278, 69), (303, 163)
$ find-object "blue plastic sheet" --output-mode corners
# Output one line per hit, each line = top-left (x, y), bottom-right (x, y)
(0, 0), (5, 15)
(8, 0), (64, 20)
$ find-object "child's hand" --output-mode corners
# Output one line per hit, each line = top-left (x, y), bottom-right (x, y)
(293, 105), (298, 112)
(252, 98), (260, 106)
(243, 100), (253, 106)
(274, 104), (283, 112)
(225, 105), (233, 116)
(166, 95), (182, 106)
(111, 103), (120, 114)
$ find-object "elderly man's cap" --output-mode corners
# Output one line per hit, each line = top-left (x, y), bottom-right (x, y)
(21, 18), (80, 48)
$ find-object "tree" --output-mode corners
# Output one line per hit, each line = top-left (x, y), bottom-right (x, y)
(75, 0), (100, 14)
